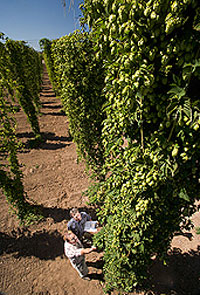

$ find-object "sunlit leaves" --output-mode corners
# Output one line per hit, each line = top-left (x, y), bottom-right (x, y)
(0, 39), (43, 223)
(82, 0), (200, 292)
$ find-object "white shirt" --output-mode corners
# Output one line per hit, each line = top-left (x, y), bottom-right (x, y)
(64, 240), (84, 266)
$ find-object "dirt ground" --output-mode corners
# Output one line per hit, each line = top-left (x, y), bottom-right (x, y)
(0, 64), (200, 295)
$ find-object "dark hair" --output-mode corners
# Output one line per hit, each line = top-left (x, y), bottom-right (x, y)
(70, 207), (79, 217)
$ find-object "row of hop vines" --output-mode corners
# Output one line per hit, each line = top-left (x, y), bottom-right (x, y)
(40, 32), (106, 173)
(41, 0), (200, 292)
(0, 34), (43, 223)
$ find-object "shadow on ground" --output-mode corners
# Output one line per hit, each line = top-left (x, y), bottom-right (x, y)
(41, 104), (63, 109)
(41, 111), (66, 117)
(0, 229), (63, 260)
(40, 93), (56, 97)
(16, 131), (72, 150)
(88, 273), (104, 282)
(145, 246), (200, 295)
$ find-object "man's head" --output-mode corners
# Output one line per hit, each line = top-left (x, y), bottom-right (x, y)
(64, 230), (79, 246)
(70, 207), (82, 221)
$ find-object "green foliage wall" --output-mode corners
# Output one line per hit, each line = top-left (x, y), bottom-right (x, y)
(0, 37), (43, 223)
(81, 0), (200, 292)
(39, 38), (60, 97)
(5, 40), (42, 137)
(0, 80), (41, 224)
(0, 97), (28, 221)
(49, 31), (106, 172)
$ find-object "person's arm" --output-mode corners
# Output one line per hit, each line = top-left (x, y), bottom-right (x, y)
(81, 212), (92, 221)
(80, 246), (96, 255)
(87, 213), (92, 221)
(69, 220), (81, 239)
